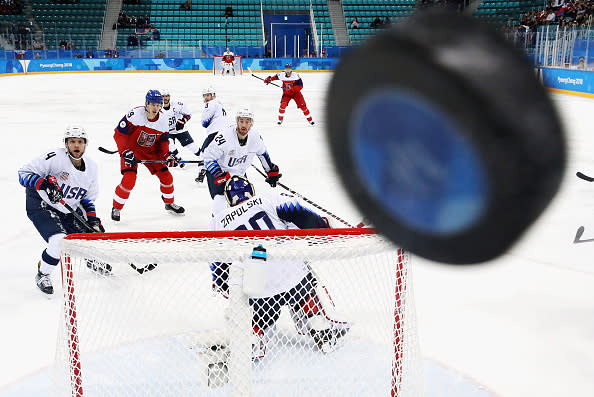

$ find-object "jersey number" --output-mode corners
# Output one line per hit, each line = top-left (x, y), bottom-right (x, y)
(215, 135), (226, 146)
(45, 152), (56, 160)
(234, 211), (275, 230)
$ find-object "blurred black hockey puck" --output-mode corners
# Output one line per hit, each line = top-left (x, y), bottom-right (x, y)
(326, 10), (565, 264)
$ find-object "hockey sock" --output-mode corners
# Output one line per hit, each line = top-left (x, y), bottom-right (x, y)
(40, 235), (63, 274)
(183, 141), (201, 155)
(157, 170), (175, 204)
(113, 171), (137, 210)
(278, 108), (286, 123)
(301, 107), (313, 123)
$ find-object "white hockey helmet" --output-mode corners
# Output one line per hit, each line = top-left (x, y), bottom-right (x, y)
(64, 125), (88, 144)
(202, 85), (216, 96)
(236, 107), (254, 122)
(160, 88), (171, 96)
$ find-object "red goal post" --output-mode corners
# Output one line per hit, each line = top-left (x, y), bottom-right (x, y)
(213, 55), (243, 75)
(55, 228), (422, 397)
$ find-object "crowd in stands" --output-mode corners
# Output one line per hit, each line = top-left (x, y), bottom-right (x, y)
(517, 0), (594, 29)
(115, 8), (162, 48)
(370, 16), (391, 28)
(0, 19), (32, 50)
(0, 0), (23, 15)
(117, 10), (152, 30)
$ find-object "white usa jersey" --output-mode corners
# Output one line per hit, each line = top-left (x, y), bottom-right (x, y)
(18, 147), (100, 215)
(209, 191), (309, 297)
(162, 101), (192, 135)
(201, 98), (233, 134)
(202, 125), (272, 176)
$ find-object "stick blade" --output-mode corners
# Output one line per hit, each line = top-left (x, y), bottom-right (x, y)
(574, 226), (586, 243)
(576, 172), (594, 182)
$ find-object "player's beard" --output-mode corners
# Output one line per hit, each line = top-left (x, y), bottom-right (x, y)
(237, 127), (249, 137)
(68, 148), (84, 160)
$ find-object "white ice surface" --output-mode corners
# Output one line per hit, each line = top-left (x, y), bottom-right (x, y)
(0, 71), (592, 397)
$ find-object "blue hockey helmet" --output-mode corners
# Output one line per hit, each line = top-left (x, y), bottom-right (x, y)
(145, 89), (163, 105)
(224, 175), (255, 206)
(284, 63), (292, 69)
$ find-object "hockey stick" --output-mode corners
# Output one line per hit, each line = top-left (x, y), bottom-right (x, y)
(98, 146), (118, 154)
(573, 225), (594, 243)
(250, 165), (355, 228)
(141, 159), (204, 165)
(247, 67), (282, 88)
(576, 171), (594, 182)
(97, 148), (203, 165)
(60, 200), (97, 233)
(61, 196), (155, 273)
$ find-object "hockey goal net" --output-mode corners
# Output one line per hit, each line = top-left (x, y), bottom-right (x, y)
(213, 55), (243, 75)
(55, 228), (422, 397)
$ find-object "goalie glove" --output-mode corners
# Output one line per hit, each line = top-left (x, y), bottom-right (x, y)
(264, 76), (272, 85)
(87, 216), (105, 233)
(265, 164), (281, 187)
(175, 115), (190, 131)
(38, 176), (63, 204)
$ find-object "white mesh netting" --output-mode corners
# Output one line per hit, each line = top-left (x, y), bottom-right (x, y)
(55, 229), (422, 397)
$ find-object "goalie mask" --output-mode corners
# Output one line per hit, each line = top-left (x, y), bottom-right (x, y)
(224, 175), (255, 206)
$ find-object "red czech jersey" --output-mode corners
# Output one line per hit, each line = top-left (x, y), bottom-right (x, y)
(222, 54), (235, 64)
(114, 106), (170, 161)
(270, 71), (303, 96)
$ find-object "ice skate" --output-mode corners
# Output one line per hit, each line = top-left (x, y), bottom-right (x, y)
(111, 207), (120, 221)
(195, 169), (207, 183)
(165, 202), (185, 214)
(311, 322), (351, 353)
(35, 265), (53, 295)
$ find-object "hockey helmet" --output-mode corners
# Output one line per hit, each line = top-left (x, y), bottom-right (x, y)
(64, 125), (88, 144)
(224, 175), (255, 206)
(145, 89), (163, 105)
(236, 107), (254, 122)
(160, 88), (171, 96)
(284, 63), (292, 69)
(202, 85), (216, 96)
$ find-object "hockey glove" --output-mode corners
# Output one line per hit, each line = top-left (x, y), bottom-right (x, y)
(87, 216), (105, 233)
(214, 171), (231, 186)
(175, 115), (190, 131)
(164, 154), (179, 168)
(39, 176), (63, 204)
(264, 76), (272, 85)
(121, 149), (138, 167)
(265, 164), (281, 187)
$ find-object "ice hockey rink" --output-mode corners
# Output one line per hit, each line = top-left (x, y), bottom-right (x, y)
(0, 70), (592, 397)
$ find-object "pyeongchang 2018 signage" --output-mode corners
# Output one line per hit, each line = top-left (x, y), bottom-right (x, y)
(541, 68), (594, 96)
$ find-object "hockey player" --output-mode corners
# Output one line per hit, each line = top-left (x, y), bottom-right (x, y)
(18, 125), (104, 295)
(221, 48), (235, 75)
(209, 176), (351, 358)
(160, 88), (201, 168)
(201, 107), (281, 213)
(264, 63), (314, 125)
(195, 85), (234, 183)
(111, 89), (184, 221)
